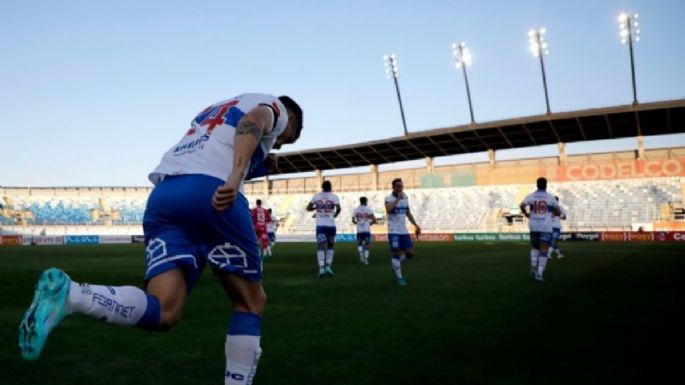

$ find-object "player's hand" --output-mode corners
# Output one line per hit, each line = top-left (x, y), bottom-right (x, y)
(415, 226), (421, 236)
(400, 192), (407, 200)
(212, 177), (240, 212)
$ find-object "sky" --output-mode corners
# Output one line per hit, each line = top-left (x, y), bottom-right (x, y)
(1, 0), (684, 186)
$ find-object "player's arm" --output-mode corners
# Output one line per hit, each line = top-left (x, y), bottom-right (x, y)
(385, 196), (402, 213)
(306, 200), (316, 211)
(519, 201), (529, 218)
(560, 205), (567, 220)
(334, 203), (341, 218)
(352, 215), (358, 225)
(371, 214), (378, 225)
(212, 106), (275, 211)
(406, 208), (421, 235)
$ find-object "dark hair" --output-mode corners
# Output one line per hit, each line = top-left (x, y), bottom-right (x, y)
(256, 199), (262, 206)
(278, 95), (303, 141)
(360, 196), (367, 205)
(555, 196), (559, 201)
(322, 180), (332, 192)
(536, 177), (547, 191)
(268, 208), (272, 213)
(391, 178), (402, 187)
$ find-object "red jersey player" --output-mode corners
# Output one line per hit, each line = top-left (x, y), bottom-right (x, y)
(251, 199), (271, 257)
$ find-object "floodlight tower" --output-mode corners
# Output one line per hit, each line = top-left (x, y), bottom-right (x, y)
(528, 28), (551, 114)
(619, 13), (641, 104)
(383, 54), (409, 135)
(452, 42), (475, 124)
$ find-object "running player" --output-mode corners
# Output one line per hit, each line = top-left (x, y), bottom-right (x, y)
(549, 196), (567, 259)
(519, 177), (561, 283)
(385, 178), (421, 286)
(251, 199), (271, 258)
(18, 93), (303, 385)
(352, 196), (376, 265)
(306, 180), (341, 277)
(265, 208), (276, 256)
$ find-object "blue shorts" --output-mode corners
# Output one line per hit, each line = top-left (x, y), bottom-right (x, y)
(142, 174), (262, 291)
(357, 232), (371, 246)
(316, 226), (336, 245)
(530, 231), (552, 250)
(552, 228), (561, 240)
(388, 234), (413, 251)
(268, 232), (276, 242)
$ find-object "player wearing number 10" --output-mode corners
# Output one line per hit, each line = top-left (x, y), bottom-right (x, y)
(306, 180), (341, 277)
(520, 177), (561, 283)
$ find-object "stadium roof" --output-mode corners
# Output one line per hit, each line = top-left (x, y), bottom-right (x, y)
(275, 99), (685, 175)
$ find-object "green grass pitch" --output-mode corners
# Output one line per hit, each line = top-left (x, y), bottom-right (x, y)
(0, 242), (682, 385)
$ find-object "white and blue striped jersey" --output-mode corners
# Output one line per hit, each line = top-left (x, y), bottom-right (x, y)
(521, 190), (558, 233)
(551, 204), (567, 229)
(149, 93), (288, 187)
(310, 192), (340, 228)
(385, 194), (410, 235)
(353, 205), (374, 233)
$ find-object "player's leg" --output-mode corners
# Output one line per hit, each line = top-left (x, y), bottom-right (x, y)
(324, 228), (335, 276)
(529, 232), (540, 277)
(363, 234), (371, 264)
(315, 227), (327, 277)
(554, 228), (563, 258)
(535, 233), (552, 282)
(357, 234), (364, 263)
(206, 193), (266, 385)
(216, 273), (265, 385)
(388, 234), (406, 286)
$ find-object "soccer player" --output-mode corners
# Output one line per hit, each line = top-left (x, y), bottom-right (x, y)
(18, 93), (303, 385)
(519, 177), (561, 283)
(306, 180), (341, 277)
(385, 178), (421, 286)
(265, 208), (276, 256)
(549, 196), (567, 259)
(352, 196), (376, 265)
(251, 199), (271, 259)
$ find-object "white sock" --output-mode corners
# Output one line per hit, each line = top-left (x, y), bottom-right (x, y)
(225, 335), (261, 385)
(364, 249), (369, 261)
(267, 246), (272, 256)
(391, 258), (403, 279)
(537, 253), (548, 277)
(67, 282), (149, 326)
(530, 249), (540, 270)
(399, 254), (407, 262)
(357, 246), (363, 258)
(317, 250), (325, 267)
(326, 249), (334, 266)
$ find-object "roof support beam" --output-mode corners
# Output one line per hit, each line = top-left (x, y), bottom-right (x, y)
(575, 117), (587, 141)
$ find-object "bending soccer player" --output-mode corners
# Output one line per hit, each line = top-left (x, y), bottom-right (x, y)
(549, 196), (567, 259)
(519, 177), (561, 283)
(352, 196), (376, 265)
(306, 180), (341, 277)
(18, 93), (303, 385)
(251, 199), (271, 259)
(385, 178), (421, 286)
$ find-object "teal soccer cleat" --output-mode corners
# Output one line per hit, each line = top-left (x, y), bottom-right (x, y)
(396, 277), (407, 286)
(324, 266), (334, 277)
(18, 268), (71, 361)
